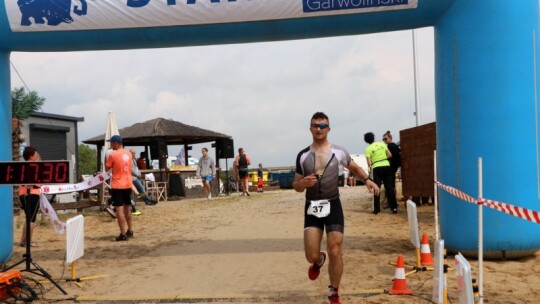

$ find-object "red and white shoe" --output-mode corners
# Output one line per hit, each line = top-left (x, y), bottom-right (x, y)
(308, 251), (327, 280)
(328, 287), (341, 304)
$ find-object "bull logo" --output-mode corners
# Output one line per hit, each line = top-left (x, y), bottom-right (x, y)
(17, 0), (88, 26)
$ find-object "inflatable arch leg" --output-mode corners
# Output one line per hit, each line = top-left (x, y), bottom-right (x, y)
(436, 1), (540, 258)
(0, 51), (14, 263)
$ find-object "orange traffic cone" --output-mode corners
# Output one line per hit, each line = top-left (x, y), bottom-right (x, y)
(389, 255), (413, 295)
(420, 233), (434, 266)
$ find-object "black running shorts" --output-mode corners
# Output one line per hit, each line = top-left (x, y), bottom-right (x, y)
(19, 194), (40, 223)
(110, 188), (132, 207)
(303, 197), (344, 233)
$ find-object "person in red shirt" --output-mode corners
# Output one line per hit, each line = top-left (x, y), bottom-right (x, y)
(137, 152), (148, 170)
(105, 135), (134, 241)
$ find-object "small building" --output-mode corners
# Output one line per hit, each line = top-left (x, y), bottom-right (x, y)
(18, 112), (84, 203)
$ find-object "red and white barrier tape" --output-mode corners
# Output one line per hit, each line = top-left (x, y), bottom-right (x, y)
(435, 180), (540, 224)
(479, 198), (540, 224)
(434, 181), (476, 204)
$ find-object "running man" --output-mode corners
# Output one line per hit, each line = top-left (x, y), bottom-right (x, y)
(293, 112), (379, 304)
(234, 147), (251, 196)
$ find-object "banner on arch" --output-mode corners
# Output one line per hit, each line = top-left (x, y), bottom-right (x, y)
(5, 0), (418, 32)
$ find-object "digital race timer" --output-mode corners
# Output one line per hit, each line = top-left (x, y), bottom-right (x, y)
(0, 161), (71, 185)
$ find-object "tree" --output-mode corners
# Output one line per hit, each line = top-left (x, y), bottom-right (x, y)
(78, 144), (97, 176)
(11, 87), (46, 212)
(11, 87), (45, 120)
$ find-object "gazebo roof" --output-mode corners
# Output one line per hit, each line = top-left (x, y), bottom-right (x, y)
(83, 117), (231, 147)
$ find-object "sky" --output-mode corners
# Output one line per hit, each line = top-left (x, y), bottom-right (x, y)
(9, 27), (435, 169)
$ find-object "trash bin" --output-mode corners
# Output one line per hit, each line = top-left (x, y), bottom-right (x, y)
(270, 170), (295, 188)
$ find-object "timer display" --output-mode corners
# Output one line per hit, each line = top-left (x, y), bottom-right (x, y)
(0, 161), (70, 185)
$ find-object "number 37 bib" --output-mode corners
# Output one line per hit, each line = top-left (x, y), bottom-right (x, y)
(307, 199), (331, 218)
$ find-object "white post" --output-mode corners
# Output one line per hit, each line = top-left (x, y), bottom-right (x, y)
(478, 157), (484, 304)
(412, 29), (421, 126)
(434, 150), (439, 241)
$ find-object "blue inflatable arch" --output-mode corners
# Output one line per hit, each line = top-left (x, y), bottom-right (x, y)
(1, 0), (539, 262)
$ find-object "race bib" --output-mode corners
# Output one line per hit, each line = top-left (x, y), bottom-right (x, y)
(307, 200), (331, 218)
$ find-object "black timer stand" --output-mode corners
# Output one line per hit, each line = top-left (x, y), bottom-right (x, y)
(4, 189), (67, 295)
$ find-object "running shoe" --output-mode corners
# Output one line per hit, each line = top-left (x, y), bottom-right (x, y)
(328, 287), (341, 304)
(115, 234), (128, 241)
(246, 191), (251, 196)
(308, 251), (327, 280)
(132, 210), (142, 216)
(104, 207), (117, 219)
(126, 230), (134, 238)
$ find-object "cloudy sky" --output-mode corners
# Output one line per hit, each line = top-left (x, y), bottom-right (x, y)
(10, 27), (435, 169)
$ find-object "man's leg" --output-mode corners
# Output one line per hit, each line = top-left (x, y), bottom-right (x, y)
(372, 170), (383, 213)
(327, 231), (344, 289)
(244, 178), (250, 195)
(115, 205), (126, 235)
(204, 180), (212, 199)
(304, 227), (327, 280)
(304, 227), (324, 263)
(125, 204), (133, 232)
(382, 168), (398, 211)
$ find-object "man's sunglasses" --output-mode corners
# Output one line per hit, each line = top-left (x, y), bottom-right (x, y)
(311, 123), (329, 129)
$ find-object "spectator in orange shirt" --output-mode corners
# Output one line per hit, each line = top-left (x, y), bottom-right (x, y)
(18, 146), (42, 247)
(106, 135), (134, 241)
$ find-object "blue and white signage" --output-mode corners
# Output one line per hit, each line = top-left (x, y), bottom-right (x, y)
(6, 0), (417, 32)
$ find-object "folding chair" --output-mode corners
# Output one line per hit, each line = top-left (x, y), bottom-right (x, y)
(145, 173), (167, 202)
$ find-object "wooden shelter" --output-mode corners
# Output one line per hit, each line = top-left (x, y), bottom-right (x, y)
(83, 117), (232, 170)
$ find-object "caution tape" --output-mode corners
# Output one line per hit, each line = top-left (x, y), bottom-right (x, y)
(434, 181), (476, 204)
(479, 198), (540, 224)
(435, 180), (540, 224)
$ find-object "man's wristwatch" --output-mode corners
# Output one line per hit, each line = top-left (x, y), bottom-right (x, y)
(364, 177), (373, 184)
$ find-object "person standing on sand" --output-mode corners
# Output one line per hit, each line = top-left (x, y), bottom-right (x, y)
(106, 135), (134, 241)
(234, 147), (251, 196)
(293, 112), (379, 304)
(196, 147), (215, 201)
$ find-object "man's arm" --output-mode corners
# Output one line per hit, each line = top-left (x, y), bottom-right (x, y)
(196, 159), (202, 177)
(292, 173), (317, 193)
(348, 161), (380, 195)
(105, 156), (112, 171)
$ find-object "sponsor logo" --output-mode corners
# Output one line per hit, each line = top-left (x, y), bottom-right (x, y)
(17, 0), (88, 26)
(17, 0), (243, 27)
(303, 0), (409, 13)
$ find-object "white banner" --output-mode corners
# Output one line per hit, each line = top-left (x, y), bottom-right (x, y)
(37, 172), (111, 235)
(6, 0), (418, 32)
(41, 172), (111, 194)
(39, 194), (67, 234)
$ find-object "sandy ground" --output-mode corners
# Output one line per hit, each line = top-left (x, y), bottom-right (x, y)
(4, 183), (540, 304)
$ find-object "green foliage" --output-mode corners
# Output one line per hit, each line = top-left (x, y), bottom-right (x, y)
(78, 144), (97, 175)
(11, 87), (45, 120)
